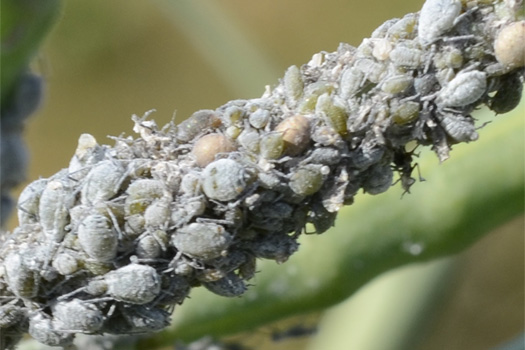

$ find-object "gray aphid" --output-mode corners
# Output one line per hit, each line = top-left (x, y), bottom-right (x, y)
(418, 0), (462, 45)
(436, 70), (487, 107)
(52, 299), (104, 333)
(77, 214), (118, 263)
(439, 113), (478, 142)
(171, 222), (231, 260)
(201, 159), (247, 201)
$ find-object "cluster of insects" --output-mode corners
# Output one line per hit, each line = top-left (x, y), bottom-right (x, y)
(1, 0), (524, 348)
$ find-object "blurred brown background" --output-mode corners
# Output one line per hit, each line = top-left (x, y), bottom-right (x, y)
(11, 1), (524, 349)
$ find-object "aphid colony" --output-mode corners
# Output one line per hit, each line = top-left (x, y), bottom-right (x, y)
(1, 0), (524, 348)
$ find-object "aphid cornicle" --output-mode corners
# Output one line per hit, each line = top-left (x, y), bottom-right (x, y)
(202, 158), (247, 201)
(418, 0), (462, 46)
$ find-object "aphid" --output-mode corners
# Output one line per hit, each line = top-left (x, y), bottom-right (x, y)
(316, 94), (349, 136)
(371, 18), (400, 38)
(418, 0), (462, 46)
(118, 304), (171, 332)
(202, 271), (247, 297)
(302, 147), (341, 166)
(104, 264), (161, 304)
(28, 312), (74, 347)
(436, 70), (487, 107)
(362, 162), (394, 195)
(259, 131), (284, 159)
(311, 125), (344, 147)
(371, 38), (393, 61)
(433, 46), (463, 69)
(489, 73), (523, 114)
(298, 82), (335, 113)
(171, 222), (231, 260)
(77, 214), (118, 263)
(339, 67), (365, 99)
(222, 106), (246, 127)
(52, 251), (80, 276)
(386, 13), (417, 40)
(283, 65), (304, 103)
(391, 101), (420, 125)
(192, 133), (236, 167)
(155, 273), (191, 305)
(246, 233), (299, 263)
(176, 109), (222, 142)
(348, 141), (385, 170)
(289, 164), (324, 196)
(202, 159), (247, 201)
(81, 160), (127, 205)
(414, 74), (438, 96)
(353, 58), (387, 83)
(381, 74), (413, 94)
(170, 197), (206, 228)
(39, 179), (75, 242)
(136, 230), (168, 259)
(17, 178), (48, 225)
(275, 115), (311, 156)
(248, 109), (271, 129)
(309, 201), (337, 234)
(439, 113), (478, 142)
(389, 45), (422, 68)
(180, 171), (202, 197)
(68, 133), (106, 176)
(4, 251), (40, 298)
(237, 128), (261, 153)
(125, 179), (166, 215)
(321, 167), (349, 213)
(0, 302), (25, 328)
(144, 196), (172, 229)
(494, 21), (525, 68)
(52, 299), (104, 333)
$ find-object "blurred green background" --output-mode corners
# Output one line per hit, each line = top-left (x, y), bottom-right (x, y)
(8, 0), (524, 349)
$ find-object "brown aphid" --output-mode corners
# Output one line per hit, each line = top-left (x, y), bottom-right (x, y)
(192, 133), (236, 167)
(494, 21), (525, 68)
(275, 115), (311, 156)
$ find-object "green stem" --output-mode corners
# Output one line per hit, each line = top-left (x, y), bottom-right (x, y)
(0, 0), (61, 106)
(141, 105), (524, 348)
